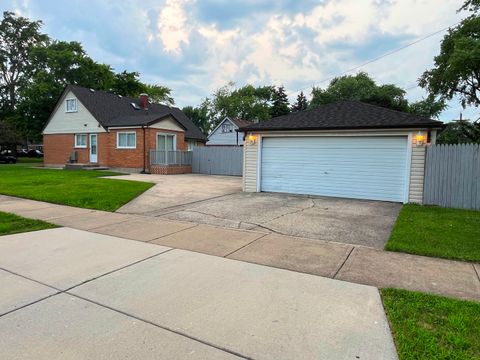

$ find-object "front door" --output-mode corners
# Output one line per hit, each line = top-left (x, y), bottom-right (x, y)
(89, 134), (98, 163)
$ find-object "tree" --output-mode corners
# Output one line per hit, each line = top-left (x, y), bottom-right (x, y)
(309, 72), (409, 111)
(419, 1), (480, 109)
(209, 83), (273, 127)
(0, 118), (19, 149)
(408, 95), (447, 118)
(0, 11), (47, 111)
(110, 71), (144, 97)
(291, 91), (308, 112)
(269, 85), (290, 118)
(437, 119), (480, 144)
(182, 99), (210, 135)
(17, 40), (116, 142)
(142, 84), (174, 105)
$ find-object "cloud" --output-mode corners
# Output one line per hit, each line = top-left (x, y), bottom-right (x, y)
(157, 0), (191, 53)
(1, 0), (476, 120)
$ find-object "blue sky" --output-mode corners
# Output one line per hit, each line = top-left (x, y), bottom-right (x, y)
(2, 0), (477, 121)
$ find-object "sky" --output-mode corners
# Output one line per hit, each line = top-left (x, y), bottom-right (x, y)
(2, 0), (477, 121)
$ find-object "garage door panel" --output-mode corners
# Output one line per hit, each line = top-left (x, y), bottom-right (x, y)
(260, 136), (408, 202)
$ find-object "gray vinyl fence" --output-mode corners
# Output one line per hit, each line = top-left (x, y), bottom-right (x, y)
(192, 146), (243, 176)
(423, 144), (480, 210)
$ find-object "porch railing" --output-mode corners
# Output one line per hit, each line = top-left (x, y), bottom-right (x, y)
(150, 150), (193, 166)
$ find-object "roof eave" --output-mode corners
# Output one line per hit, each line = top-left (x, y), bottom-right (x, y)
(241, 123), (445, 132)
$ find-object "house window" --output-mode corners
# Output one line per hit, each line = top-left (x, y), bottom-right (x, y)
(74, 134), (87, 148)
(117, 132), (136, 149)
(187, 139), (196, 151)
(66, 99), (77, 112)
(157, 133), (175, 151)
(221, 123), (232, 133)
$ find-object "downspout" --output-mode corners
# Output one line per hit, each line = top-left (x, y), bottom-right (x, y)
(141, 125), (146, 174)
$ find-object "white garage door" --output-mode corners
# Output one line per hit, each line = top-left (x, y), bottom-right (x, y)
(260, 136), (409, 202)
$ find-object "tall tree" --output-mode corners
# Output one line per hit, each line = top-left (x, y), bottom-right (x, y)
(270, 85), (290, 118)
(142, 83), (174, 105)
(408, 95), (447, 118)
(17, 40), (115, 142)
(0, 11), (47, 111)
(110, 70), (144, 97)
(291, 91), (308, 112)
(182, 99), (210, 135)
(209, 83), (273, 127)
(309, 72), (410, 111)
(419, 1), (480, 109)
(437, 119), (480, 144)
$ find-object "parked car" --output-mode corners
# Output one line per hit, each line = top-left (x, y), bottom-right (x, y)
(16, 149), (28, 157)
(0, 150), (17, 164)
(27, 149), (44, 158)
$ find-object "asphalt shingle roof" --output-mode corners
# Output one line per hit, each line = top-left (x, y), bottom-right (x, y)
(239, 100), (444, 132)
(230, 118), (253, 128)
(68, 85), (207, 141)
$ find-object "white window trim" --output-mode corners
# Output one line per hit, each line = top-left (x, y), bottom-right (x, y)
(156, 132), (176, 151)
(74, 134), (87, 148)
(65, 98), (78, 113)
(116, 131), (137, 149)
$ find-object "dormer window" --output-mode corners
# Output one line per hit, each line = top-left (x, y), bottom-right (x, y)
(66, 98), (77, 112)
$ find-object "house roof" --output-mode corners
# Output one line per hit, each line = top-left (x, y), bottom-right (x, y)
(230, 118), (253, 128)
(207, 117), (252, 140)
(239, 100), (444, 132)
(67, 85), (207, 141)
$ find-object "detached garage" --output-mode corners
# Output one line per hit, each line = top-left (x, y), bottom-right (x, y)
(241, 101), (444, 203)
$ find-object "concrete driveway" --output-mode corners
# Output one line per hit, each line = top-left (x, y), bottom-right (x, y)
(112, 174), (401, 249)
(0, 228), (398, 359)
(113, 173), (242, 214)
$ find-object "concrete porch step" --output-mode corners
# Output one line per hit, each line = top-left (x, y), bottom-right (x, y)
(64, 163), (109, 171)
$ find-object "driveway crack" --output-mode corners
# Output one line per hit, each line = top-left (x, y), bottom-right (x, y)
(252, 197), (316, 228)
(333, 247), (355, 279)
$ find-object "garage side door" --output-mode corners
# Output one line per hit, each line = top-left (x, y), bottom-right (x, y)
(260, 136), (408, 202)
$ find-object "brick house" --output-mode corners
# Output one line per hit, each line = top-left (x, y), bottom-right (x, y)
(43, 85), (206, 174)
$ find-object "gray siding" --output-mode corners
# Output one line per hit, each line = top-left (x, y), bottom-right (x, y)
(207, 118), (244, 145)
(424, 144), (480, 210)
(192, 146), (243, 176)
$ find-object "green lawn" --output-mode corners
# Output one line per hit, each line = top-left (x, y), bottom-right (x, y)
(382, 288), (480, 360)
(386, 204), (480, 262)
(0, 165), (153, 211)
(0, 211), (58, 236)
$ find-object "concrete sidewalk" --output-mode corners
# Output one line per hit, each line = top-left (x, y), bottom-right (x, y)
(0, 228), (397, 359)
(1, 195), (479, 301)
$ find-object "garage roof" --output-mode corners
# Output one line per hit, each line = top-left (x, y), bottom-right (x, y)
(239, 100), (444, 132)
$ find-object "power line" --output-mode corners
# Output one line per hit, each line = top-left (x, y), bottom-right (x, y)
(288, 21), (461, 96)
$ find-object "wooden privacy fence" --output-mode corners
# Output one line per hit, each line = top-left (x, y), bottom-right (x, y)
(423, 144), (480, 210)
(192, 146), (243, 176)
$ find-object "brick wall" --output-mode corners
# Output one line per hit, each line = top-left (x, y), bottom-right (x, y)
(43, 134), (89, 166)
(150, 165), (192, 174)
(43, 128), (189, 171)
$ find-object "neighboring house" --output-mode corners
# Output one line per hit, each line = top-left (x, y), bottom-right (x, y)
(43, 85), (206, 174)
(207, 117), (253, 146)
(240, 100), (444, 204)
